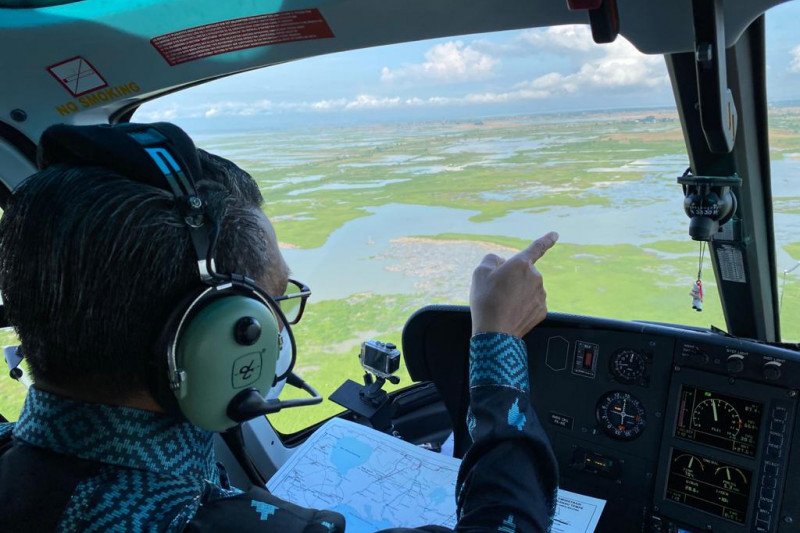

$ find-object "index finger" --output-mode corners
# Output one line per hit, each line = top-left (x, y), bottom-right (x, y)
(518, 231), (559, 264)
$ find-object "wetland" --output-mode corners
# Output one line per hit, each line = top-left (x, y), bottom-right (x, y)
(1, 107), (798, 432)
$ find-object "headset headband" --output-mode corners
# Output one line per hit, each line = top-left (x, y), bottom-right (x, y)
(35, 122), (317, 430)
(38, 123), (215, 280)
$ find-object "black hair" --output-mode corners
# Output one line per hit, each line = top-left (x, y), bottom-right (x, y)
(0, 149), (287, 401)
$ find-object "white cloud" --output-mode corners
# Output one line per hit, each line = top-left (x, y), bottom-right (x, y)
(471, 25), (595, 57)
(568, 39), (667, 89)
(462, 88), (550, 104)
(381, 41), (498, 83)
(321, 89), (550, 109)
(468, 25), (668, 96)
(518, 25), (595, 52)
(790, 45), (800, 73)
(301, 95), (401, 111)
(135, 106), (179, 121)
(310, 98), (347, 110)
(286, 90), (550, 112)
(203, 99), (273, 117)
(509, 28), (669, 96)
(516, 73), (578, 94)
(136, 26), (669, 121)
(137, 72), (653, 120)
(345, 95), (401, 110)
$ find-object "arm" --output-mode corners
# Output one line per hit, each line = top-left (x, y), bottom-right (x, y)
(379, 232), (561, 533)
(455, 231), (560, 531)
(454, 332), (558, 532)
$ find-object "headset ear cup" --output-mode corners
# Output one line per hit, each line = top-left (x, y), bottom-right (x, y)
(149, 286), (210, 417)
(173, 293), (281, 432)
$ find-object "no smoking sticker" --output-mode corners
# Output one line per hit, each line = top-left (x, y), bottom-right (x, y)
(47, 56), (108, 97)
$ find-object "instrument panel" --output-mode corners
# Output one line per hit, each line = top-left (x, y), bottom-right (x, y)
(402, 309), (800, 533)
(674, 386), (762, 457)
(665, 449), (752, 524)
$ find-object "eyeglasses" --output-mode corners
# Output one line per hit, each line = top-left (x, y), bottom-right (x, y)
(273, 279), (311, 325)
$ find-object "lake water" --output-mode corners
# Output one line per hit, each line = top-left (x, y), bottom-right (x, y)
(284, 202), (800, 302)
(208, 125), (800, 303)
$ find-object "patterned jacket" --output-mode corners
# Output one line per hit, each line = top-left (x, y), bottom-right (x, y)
(0, 332), (557, 532)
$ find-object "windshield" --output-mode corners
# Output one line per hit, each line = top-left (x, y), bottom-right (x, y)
(769, 2), (800, 343)
(0, 14), (797, 428)
(133, 28), (738, 434)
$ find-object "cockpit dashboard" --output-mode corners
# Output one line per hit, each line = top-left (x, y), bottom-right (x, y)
(402, 308), (800, 532)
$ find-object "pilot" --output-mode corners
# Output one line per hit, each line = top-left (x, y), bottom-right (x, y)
(0, 122), (558, 532)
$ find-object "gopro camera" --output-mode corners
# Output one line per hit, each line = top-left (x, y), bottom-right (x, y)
(360, 340), (400, 379)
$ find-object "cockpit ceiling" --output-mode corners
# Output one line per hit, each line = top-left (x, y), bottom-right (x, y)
(0, 0), (83, 6)
(0, 0), (792, 143)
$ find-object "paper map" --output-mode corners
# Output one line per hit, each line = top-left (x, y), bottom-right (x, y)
(268, 417), (460, 532)
(268, 417), (605, 532)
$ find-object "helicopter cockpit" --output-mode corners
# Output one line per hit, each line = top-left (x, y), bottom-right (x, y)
(1, 1), (799, 532)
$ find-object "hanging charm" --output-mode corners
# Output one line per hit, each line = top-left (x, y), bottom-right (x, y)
(691, 242), (706, 311)
(691, 279), (704, 312)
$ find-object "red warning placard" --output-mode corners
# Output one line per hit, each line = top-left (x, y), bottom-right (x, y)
(151, 8), (334, 66)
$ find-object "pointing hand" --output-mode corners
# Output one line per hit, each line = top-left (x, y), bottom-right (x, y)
(469, 232), (559, 338)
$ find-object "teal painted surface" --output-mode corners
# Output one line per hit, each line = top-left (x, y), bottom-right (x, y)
(0, 1), (324, 31)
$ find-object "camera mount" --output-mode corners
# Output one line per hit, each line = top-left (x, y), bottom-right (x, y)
(329, 340), (401, 432)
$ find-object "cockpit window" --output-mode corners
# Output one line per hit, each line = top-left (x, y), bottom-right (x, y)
(134, 30), (739, 433)
(767, 2), (800, 342)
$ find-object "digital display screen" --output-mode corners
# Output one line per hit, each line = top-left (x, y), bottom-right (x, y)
(666, 448), (752, 524)
(675, 386), (762, 457)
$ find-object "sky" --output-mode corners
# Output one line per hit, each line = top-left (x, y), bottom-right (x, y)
(136, 2), (800, 132)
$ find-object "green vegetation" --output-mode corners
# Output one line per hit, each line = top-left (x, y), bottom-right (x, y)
(641, 240), (701, 255)
(775, 198), (800, 215)
(251, 114), (689, 249)
(1, 107), (798, 432)
(410, 233), (727, 329)
(786, 242), (800, 260)
(269, 295), (421, 432)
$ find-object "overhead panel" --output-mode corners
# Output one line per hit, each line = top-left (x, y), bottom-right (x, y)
(0, 0), (789, 146)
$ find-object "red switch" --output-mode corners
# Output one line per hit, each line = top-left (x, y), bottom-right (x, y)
(583, 349), (594, 368)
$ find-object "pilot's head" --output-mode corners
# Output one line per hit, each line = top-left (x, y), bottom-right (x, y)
(0, 147), (289, 407)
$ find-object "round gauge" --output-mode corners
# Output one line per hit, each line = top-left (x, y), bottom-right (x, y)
(691, 398), (743, 439)
(714, 466), (748, 492)
(610, 349), (646, 383)
(596, 391), (646, 441)
(673, 452), (705, 479)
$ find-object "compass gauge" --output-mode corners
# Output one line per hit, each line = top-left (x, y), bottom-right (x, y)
(596, 391), (646, 440)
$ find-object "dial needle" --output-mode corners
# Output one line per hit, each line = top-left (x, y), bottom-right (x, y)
(712, 399), (718, 422)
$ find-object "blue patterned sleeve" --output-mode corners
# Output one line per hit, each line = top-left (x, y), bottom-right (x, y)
(0, 423), (13, 440)
(454, 332), (558, 532)
(468, 333), (529, 391)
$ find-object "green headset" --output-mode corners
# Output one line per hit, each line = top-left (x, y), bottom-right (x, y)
(37, 122), (321, 432)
